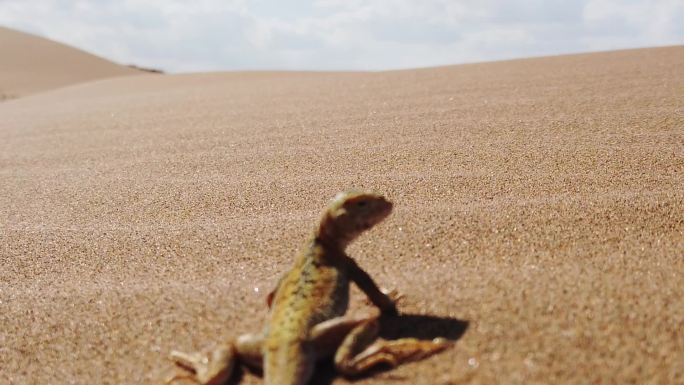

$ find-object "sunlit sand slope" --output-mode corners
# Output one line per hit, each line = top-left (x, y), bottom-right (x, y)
(1, 46), (682, 385)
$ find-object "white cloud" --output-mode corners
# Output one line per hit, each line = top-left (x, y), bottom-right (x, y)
(0, 0), (681, 72)
(582, 0), (684, 48)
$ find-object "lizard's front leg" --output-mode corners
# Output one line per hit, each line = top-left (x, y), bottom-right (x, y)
(167, 333), (264, 385)
(346, 257), (399, 315)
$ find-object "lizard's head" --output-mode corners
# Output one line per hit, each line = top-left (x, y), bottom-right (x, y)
(318, 190), (393, 248)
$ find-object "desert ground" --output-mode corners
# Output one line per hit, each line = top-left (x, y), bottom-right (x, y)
(1, 27), (682, 385)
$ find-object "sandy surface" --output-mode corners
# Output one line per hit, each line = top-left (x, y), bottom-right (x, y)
(0, 26), (141, 99)
(1, 46), (683, 385)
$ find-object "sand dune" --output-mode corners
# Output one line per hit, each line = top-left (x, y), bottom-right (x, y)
(1, 46), (683, 385)
(0, 26), (141, 99)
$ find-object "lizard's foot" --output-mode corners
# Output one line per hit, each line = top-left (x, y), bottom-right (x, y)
(380, 288), (405, 304)
(334, 318), (451, 377)
(167, 344), (237, 385)
(364, 288), (404, 315)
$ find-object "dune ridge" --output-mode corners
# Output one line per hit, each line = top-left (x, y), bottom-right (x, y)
(0, 26), (141, 99)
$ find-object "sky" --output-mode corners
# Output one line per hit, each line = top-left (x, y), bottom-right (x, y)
(1, 0), (682, 73)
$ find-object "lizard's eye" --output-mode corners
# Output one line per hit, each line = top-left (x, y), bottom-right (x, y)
(356, 201), (367, 207)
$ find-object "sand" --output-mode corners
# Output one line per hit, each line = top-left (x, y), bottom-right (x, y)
(1, 41), (683, 385)
(0, 26), (141, 99)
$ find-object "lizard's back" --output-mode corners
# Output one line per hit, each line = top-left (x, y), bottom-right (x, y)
(264, 242), (350, 385)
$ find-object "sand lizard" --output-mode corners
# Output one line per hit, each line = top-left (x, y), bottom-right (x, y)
(168, 191), (450, 385)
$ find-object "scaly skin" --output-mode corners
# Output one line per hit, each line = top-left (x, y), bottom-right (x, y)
(167, 191), (450, 385)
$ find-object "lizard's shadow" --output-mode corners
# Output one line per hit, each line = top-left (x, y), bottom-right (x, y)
(310, 313), (469, 385)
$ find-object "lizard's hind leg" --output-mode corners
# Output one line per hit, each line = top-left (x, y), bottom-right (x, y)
(167, 333), (264, 385)
(167, 344), (237, 385)
(333, 318), (451, 377)
(234, 332), (264, 370)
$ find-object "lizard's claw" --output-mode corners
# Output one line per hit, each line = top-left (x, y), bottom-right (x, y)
(364, 288), (404, 315)
(165, 372), (201, 385)
(381, 288), (405, 304)
(381, 288), (404, 316)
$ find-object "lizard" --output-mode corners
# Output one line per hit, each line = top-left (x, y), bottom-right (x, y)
(167, 190), (450, 385)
